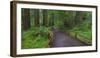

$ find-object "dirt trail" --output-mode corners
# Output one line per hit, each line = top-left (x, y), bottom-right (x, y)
(50, 28), (87, 47)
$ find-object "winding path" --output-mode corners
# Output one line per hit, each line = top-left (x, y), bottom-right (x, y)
(50, 28), (87, 47)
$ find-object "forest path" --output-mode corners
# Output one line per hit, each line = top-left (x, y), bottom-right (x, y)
(50, 28), (87, 47)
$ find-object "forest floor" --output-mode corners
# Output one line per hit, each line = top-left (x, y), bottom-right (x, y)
(50, 28), (88, 47)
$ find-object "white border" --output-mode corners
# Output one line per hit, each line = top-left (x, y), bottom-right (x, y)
(17, 3), (96, 55)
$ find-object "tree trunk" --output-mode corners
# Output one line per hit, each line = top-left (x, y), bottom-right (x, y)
(43, 10), (48, 26)
(34, 9), (40, 27)
(22, 9), (30, 30)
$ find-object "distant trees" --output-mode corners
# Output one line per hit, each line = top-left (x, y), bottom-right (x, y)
(74, 11), (85, 25)
(22, 8), (92, 32)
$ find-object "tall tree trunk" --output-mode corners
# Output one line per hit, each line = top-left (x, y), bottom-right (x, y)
(22, 9), (30, 30)
(43, 10), (48, 26)
(34, 9), (40, 27)
(30, 9), (35, 27)
(39, 9), (43, 26)
(51, 12), (55, 26)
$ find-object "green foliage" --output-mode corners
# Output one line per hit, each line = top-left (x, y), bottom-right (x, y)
(68, 22), (92, 45)
(22, 26), (51, 49)
(22, 9), (92, 48)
